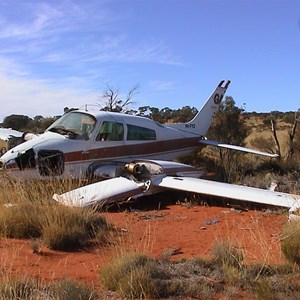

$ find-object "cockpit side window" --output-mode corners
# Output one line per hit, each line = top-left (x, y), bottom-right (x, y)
(96, 121), (124, 141)
(127, 124), (156, 140)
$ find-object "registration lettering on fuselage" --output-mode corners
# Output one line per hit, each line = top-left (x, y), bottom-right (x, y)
(185, 124), (196, 128)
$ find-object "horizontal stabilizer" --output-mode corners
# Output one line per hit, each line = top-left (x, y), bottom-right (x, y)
(199, 139), (278, 158)
(153, 176), (300, 209)
(53, 177), (144, 207)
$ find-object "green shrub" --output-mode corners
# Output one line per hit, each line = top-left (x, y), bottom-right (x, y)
(0, 203), (42, 239)
(47, 279), (94, 300)
(0, 277), (41, 300)
(0, 198), (110, 251)
(100, 252), (163, 298)
(251, 278), (274, 300)
(41, 205), (109, 251)
(0, 277), (94, 300)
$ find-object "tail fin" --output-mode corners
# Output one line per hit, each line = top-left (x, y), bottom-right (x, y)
(168, 80), (230, 136)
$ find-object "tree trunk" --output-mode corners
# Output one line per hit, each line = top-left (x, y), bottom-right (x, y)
(286, 114), (298, 160)
(271, 119), (281, 159)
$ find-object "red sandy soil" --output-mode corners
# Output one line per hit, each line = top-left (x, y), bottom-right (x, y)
(0, 195), (288, 291)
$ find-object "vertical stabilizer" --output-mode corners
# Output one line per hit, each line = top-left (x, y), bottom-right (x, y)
(168, 80), (230, 136)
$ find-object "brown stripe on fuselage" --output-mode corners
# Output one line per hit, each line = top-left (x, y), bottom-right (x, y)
(64, 137), (201, 162)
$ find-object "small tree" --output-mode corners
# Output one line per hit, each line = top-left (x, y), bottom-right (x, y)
(2, 114), (32, 131)
(205, 96), (248, 183)
(136, 105), (197, 123)
(172, 106), (198, 123)
(39, 117), (57, 132)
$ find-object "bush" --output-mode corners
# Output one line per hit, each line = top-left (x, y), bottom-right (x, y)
(41, 205), (109, 251)
(0, 200), (110, 251)
(0, 175), (111, 251)
(0, 277), (42, 300)
(0, 277), (94, 300)
(100, 252), (163, 298)
(0, 202), (42, 239)
(47, 279), (94, 300)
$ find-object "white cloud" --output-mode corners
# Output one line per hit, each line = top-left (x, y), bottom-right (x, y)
(0, 3), (63, 40)
(0, 72), (99, 122)
(148, 80), (178, 92)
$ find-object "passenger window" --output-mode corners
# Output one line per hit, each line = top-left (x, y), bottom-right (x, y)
(127, 124), (156, 140)
(96, 121), (124, 141)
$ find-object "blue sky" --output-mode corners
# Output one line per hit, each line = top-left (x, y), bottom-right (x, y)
(0, 0), (300, 122)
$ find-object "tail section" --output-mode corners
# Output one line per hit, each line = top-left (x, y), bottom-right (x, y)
(168, 80), (230, 136)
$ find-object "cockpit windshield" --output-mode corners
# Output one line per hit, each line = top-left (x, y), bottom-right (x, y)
(47, 112), (97, 140)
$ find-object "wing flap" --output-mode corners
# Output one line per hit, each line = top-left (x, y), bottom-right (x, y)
(53, 177), (144, 207)
(153, 176), (300, 209)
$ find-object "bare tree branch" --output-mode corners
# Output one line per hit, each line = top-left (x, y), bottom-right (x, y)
(271, 119), (281, 158)
(286, 112), (298, 160)
(99, 84), (139, 113)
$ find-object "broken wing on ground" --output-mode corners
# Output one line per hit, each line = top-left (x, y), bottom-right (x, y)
(53, 160), (300, 215)
(53, 177), (144, 207)
(152, 176), (300, 213)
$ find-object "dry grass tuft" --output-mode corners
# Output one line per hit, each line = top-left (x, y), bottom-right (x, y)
(281, 220), (300, 264)
(0, 202), (110, 251)
(41, 205), (109, 251)
(0, 277), (94, 300)
(46, 279), (94, 300)
(100, 252), (163, 298)
(0, 202), (43, 239)
(0, 277), (42, 300)
(0, 176), (111, 251)
(212, 240), (244, 269)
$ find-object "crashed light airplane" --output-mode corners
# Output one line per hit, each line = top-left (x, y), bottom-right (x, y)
(1, 80), (300, 216)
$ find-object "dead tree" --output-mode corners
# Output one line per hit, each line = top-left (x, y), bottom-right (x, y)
(271, 119), (281, 159)
(99, 84), (139, 113)
(286, 112), (298, 160)
(270, 112), (299, 161)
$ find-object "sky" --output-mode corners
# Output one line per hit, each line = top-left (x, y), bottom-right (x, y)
(0, 0), (300, 123)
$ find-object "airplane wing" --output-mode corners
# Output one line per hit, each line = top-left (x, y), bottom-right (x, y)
(53, 159), (300, 216)
(199, 139), (278, 158)
(152, 175), (300, 211)
(53, 177), (144, 207)
(0, 128), (23, 141)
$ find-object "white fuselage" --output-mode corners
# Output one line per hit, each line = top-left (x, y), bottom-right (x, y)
(0, 111), (201, 179)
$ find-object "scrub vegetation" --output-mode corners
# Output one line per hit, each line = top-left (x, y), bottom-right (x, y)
(99, 242), (300, 299)
(0, 96), (300, 298)
(0, 177), (111, 250)
(0, 277), (94, 300)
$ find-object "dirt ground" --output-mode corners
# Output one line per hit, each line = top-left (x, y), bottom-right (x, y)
(0, 194), (288, 291)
